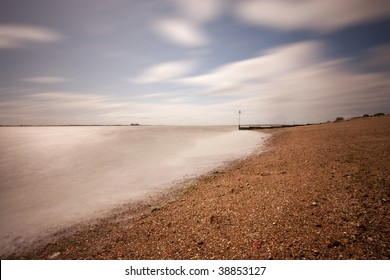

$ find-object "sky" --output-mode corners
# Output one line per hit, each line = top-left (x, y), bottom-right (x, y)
(0, 0), (389, 125)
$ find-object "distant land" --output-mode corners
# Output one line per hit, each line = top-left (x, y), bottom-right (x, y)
(0, 124), (141, 127)
(0, 113), (387, 128)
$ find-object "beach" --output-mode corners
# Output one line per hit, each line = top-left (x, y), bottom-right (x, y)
(10, 116), (390, 259)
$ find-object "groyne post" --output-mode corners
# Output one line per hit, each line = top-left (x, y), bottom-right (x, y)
(238, 110), (241, 130)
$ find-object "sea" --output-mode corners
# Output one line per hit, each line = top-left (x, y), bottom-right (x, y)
(0, 125), (268, 256)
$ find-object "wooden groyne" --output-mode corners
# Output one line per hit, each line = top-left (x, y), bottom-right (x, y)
(238, 123), (317, 130)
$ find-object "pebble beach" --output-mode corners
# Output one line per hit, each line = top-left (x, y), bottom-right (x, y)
(9, 116), (390, 260)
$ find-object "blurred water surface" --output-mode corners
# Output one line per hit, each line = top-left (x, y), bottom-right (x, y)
(0, 125), (267, 255)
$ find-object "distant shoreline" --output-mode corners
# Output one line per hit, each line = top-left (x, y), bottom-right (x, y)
(0, 124), (143, 127)
(2, 114), (387, 128)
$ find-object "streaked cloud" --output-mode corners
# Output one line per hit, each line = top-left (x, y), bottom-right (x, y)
(363, 44), (390, 71)
(132, 60), (196, 83)
(153, 0), (223, 48)
(3, 40), (389, 125)
(178, 41), (322, 89)
(170, 0), (223, 23)
(237, 61), (390, 123)
(27, 92), (127, 111)
(21, 76), (70, 84)
(175, 41), (390, 123)
(0, 24), (63, 48)
(153, 18), (209, 47)
(0, 1), (389, 125)
(135, 92), (171, 100)
(235, 0), (390, 32)
(0, 91), (131, 124)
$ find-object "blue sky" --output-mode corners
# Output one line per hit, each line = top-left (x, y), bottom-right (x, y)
(0, 0), (389, 125)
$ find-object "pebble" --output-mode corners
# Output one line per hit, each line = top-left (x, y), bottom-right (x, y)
(48, 252), (61, 259)
(327, 240), (341, 248)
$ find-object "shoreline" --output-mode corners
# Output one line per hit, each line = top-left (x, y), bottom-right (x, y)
(1, 129), (269, 259)
(7, 116), (390, 259)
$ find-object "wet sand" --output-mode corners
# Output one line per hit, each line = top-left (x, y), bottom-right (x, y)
(9, 116), (390, 259)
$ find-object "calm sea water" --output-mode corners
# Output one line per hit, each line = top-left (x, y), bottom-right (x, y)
(0, 126), (268, 256)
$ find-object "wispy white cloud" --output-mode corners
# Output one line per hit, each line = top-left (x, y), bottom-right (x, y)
(153, 0), (222, 47)
(235, 0), (390, 32)
(0, 92), (122, 115)
(135, 92), (168, 99)
(22, 76), (70, 84)
(0, 24), (63, 48)
(0, 87), (229, 125)
(98, 101), (233, 125)
(0, 90), (126, 124)
(170, 0), (223, 23)
(239, 61), (390, 122)
(132, 60), (196, 83)
(178, 41), (322, 89)
(28, 92), (122, 110)
(153, 18), (209, 47)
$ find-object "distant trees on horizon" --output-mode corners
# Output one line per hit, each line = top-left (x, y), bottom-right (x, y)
(333, 112), (387, 123)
